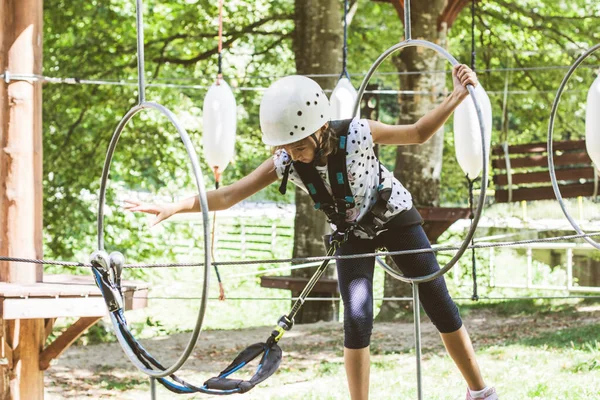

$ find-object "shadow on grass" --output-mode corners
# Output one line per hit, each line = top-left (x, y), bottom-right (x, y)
(509, 323), (600, 352)
(456, 298), (593, 318)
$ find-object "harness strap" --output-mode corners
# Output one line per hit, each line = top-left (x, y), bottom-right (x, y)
(293, 119), (354, 231)
(94, 231), (350, 396)
(327, 119), (354, 207)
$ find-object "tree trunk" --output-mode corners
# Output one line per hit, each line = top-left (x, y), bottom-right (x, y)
(291, 0), (342, 323)
(0, 0), (45, 398)
(377, 1), (450, 321)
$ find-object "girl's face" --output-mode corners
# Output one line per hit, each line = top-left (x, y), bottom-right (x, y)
(282, 124), (327, 164)
(283, 137), (316, 164)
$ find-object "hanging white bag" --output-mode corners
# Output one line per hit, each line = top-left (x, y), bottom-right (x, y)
(585, 74), (600, 169)
(453, 84), (493, 180)
(331, 77), (359, 120)
(202, 79), (237, 175)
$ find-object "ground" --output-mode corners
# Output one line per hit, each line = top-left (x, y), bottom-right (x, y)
(44, 302), (600, 400)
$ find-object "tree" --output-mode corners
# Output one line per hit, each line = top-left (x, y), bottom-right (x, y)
(290, 0), (344, 323)
(373, 0), (470, 320)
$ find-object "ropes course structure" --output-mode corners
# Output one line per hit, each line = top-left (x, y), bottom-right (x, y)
(0, 0), (599, 399)
(1, 230), (599, 269)
(87, 2), (221, 395)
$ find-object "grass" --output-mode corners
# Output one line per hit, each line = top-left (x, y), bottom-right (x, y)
(456, 297), (583, 317)
(166, 343), (600, 400)
(46, 298), (600, 400)
(514, 323), (600, 351)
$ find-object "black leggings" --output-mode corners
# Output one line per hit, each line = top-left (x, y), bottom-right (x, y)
(336, 223), (462, 349)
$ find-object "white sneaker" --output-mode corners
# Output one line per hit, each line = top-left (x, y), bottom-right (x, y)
(466, 387), (499, 400)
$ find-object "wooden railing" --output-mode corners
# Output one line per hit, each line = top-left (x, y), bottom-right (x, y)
(492, 140), (598, 203)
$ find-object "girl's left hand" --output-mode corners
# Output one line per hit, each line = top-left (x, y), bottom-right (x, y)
(452, 64), (478, 99)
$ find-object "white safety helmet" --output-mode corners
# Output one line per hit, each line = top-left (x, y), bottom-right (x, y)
(260, 75), (331, 146)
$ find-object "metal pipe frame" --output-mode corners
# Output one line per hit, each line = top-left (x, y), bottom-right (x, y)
(356, 39), (489, 284)
(547, 42), (600, 250)
(96, 0), (211, 378)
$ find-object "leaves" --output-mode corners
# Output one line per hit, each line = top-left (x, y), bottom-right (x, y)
(43, 0), (294, 262)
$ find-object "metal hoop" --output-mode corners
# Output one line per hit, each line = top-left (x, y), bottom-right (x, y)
(97, 101), (211, 377)
(548, 42), (600, 250)
(353, 39), (489, 283)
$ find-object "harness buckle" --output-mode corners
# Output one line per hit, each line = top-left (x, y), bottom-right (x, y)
(278, 314), (294, 331)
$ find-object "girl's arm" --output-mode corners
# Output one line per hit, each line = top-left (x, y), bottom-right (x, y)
(370, 64), (478, 146)
(124, 157), (278, 226)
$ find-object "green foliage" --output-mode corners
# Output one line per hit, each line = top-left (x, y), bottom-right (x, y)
(43, 0), (294, 262)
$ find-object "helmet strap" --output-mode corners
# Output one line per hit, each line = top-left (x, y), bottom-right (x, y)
(310, 133), (325, 166)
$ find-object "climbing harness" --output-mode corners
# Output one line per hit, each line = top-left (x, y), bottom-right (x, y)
(279, 119), (396, 238)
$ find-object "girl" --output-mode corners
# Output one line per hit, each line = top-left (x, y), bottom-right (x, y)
(125, 64), (498, 400)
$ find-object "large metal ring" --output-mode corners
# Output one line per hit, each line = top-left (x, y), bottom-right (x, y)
(353, 39), (488, 283)
(548, 42), (600, 250)
(97, 101), (211, 377)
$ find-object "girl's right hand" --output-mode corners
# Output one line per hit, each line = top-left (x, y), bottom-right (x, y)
(123, 199), (176, 227)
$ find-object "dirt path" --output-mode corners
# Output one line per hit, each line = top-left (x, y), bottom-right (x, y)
(44, 305), (600, 399)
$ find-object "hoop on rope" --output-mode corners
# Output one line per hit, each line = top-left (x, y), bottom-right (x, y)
(96, 100), (212, 378)
(353, 39), (489, 284)
(548, 42), (600, 251)
(93, 0), (212, 380)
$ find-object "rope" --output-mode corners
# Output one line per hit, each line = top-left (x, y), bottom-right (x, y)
(211, 171), (225, 300)
(467, 177), (479, 301)
(500, 56), (512, 144)
(130, 295), (600, 301)
(217, 0), (224, 83)
(0, 72), (594, 96)
(341, 0), (349, 79)
(471, 0), (476, 71)
(1, 232), (599, 269)
(468, 3), (479, 301)
(4, 64), (600, 86)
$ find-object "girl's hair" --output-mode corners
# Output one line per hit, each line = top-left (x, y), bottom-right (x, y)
(271, 122), (339, 157)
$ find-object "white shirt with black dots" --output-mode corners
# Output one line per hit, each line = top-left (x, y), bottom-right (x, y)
(273, 118), (413, 236)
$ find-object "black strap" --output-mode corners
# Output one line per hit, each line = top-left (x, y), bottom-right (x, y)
(293, 119), (354, 231)
(203, 342), (283, 394)
(278, 162), (292, 195)
(328, 119), (355, 210)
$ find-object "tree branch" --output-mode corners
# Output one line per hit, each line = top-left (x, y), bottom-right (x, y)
(494, 0), (600, 21)
(153, 14), (293, 65)
(60, 87), (99, 150)
(477, 14), (581, 138)
(482, 7), (586, 52)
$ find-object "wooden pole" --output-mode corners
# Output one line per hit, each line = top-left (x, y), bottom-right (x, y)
(1, 0), (45, 399)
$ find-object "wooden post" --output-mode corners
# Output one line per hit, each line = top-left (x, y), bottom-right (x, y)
(1, 0), (45, 399)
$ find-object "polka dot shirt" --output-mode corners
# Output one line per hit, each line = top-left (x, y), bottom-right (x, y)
(273, 118), (414, 236)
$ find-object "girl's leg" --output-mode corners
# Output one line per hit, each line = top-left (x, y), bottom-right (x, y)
(379, 224), (486, 390)
(440, 325), (485, 390)
(336, 236), (377, 400)
(344, 346), (370, 400)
